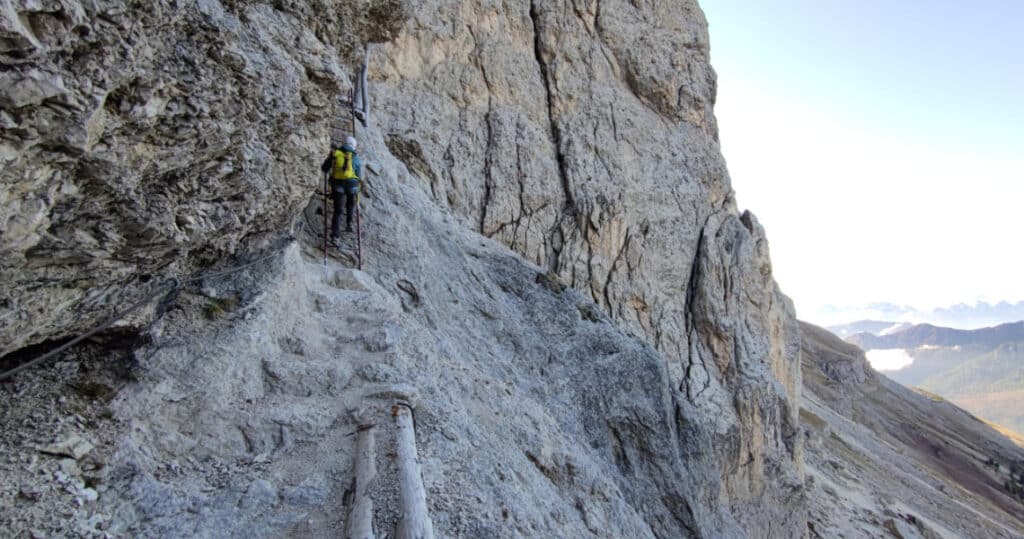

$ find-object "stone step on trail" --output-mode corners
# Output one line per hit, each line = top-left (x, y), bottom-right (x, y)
(280, 251), (433, 537)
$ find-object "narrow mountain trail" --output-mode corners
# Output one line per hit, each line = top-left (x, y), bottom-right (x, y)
(281, 253), (430, 537)
(272, 261), (398, 536)
(81, 242), (434, 537)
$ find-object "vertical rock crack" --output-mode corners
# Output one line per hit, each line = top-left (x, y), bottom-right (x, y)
(529, 1), (575, 274)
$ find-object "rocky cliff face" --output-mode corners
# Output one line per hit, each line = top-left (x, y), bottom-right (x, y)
(4, 0), (801, 536)
(371, 1), (803, 531)
(0, 0), (407, 358)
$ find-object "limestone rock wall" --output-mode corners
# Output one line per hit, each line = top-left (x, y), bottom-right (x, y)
(0, 0), (408, 357)
(371, 0), (803, 533)
(2, 0), (807, 536)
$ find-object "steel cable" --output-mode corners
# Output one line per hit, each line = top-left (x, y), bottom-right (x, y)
(0, 245), (287, 381)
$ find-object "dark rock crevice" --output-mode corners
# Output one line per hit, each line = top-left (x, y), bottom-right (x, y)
(479, 104), (495, 234)
(682, 214), (711, 401)
(528, 1), (576, 276)
(527, 1), (572, 210)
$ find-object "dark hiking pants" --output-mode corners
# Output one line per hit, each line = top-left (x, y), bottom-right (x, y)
(330, 179), (360, 238)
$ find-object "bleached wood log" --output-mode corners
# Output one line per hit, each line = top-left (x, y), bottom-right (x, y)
(393, 403), (435, 539)
(346, 424), (377, 539)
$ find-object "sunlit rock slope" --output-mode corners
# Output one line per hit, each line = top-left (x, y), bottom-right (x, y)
(2, 0), (805, 536)
(3, 0), (1020, 537)
(802, 322), (1024, 538)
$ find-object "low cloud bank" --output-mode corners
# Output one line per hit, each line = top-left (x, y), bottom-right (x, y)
(866, 349), (915, 371)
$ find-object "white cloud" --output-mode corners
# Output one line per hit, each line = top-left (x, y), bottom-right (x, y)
(865, 349), (915, 371)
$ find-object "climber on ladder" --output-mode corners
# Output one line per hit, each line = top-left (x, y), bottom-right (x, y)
(320, 49), (370, 269)
(321, 135), (363, 246)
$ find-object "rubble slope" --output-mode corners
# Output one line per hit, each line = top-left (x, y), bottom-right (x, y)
(801, 322), (1024, 538)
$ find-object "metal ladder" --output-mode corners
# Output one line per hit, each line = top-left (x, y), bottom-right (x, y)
(325, 52), (370, 270)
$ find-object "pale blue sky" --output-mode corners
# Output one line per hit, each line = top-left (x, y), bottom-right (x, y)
(701, 0), (1024, 325)
(704, 0), (1024, 155)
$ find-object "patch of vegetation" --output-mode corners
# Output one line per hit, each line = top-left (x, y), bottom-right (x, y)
(535, 270), (566, 294)
(911, 388), (945, 402)
(71, 381), (117, 402)
(1005, 460), (1024, 502)
(799, 408), (827, 431)
(204, 297), (240, 320)
(579, 303), (603, 323)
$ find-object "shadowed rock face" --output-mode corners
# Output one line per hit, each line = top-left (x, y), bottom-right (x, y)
(2, 0), (806, 536)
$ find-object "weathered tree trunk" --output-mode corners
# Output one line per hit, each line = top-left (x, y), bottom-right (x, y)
(346, 424), (377, 539)
(392, 404), (434, 539)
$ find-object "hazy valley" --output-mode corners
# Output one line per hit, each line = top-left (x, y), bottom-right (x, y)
(838, 321), (1024, 438)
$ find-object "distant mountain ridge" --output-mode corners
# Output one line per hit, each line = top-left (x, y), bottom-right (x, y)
(821, 300), (1024, 330)
(848, 321), (1024, 350)
(827, 320), (907, 338)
